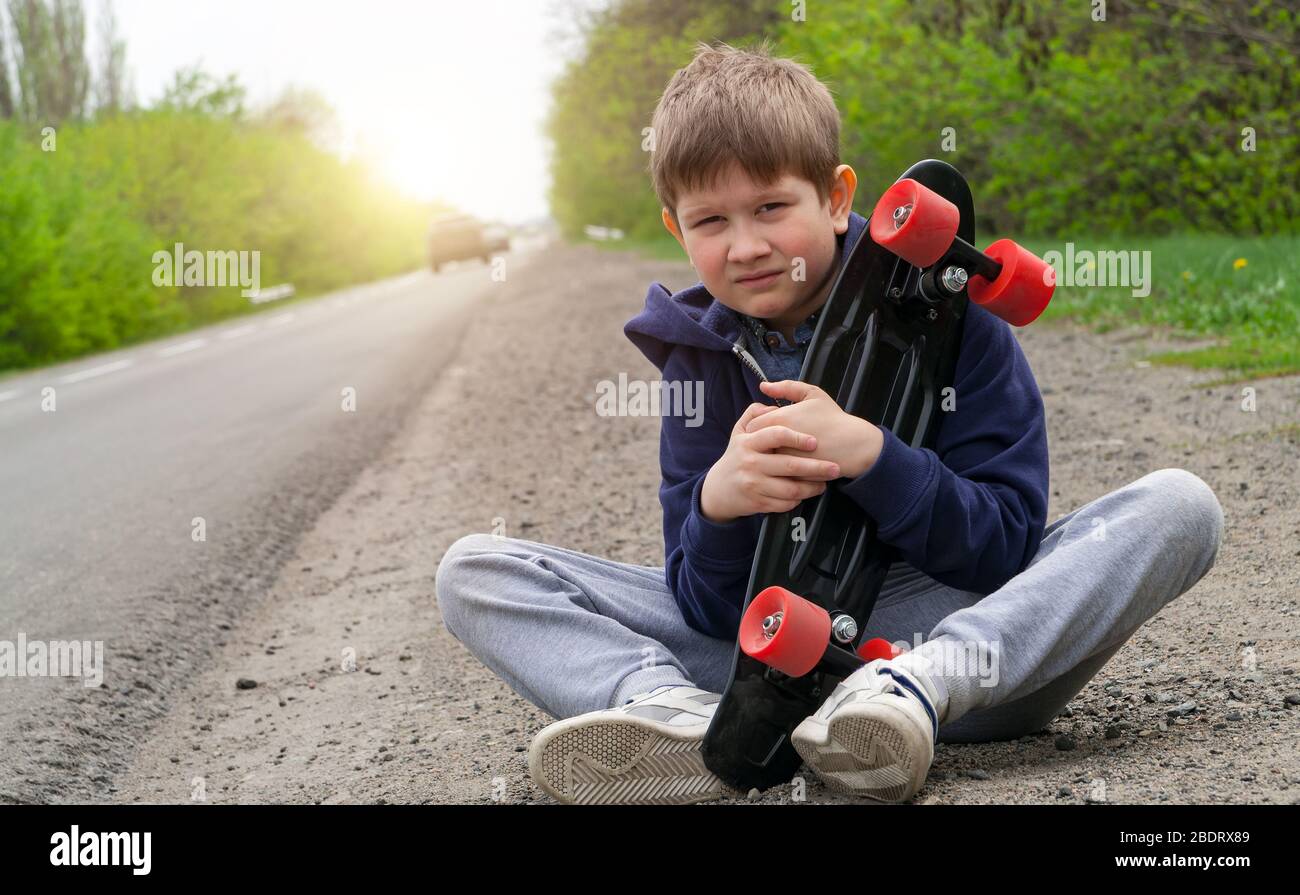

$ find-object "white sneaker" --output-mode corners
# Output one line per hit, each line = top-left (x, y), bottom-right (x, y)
(527, 685), (734, 805)
(791, 653), (949, 803)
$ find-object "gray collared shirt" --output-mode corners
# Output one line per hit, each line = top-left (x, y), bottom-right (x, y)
(736, 310), (820, 383)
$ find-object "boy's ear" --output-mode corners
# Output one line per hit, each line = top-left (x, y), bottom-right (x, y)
(828, 165), (858, 231)
(661, 208), (686, 249)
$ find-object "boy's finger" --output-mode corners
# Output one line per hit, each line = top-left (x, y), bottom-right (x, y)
(734, 402), (764, 431)
(750, 425), (815, 454)
(744, 409), (791, 433)
(760, 380), (818, 402)
(735, 401), (780, 432)
(757, 454), (841, 480)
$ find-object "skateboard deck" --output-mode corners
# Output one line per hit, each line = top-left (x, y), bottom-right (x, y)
(701, 158), (1053, 793)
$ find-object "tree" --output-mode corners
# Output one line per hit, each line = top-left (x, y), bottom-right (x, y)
(0, 12), (16, 117)
(156, 65), (246, 119)
(6, 0), (90, 125)
(256, 85), (341, 152)
(92, 0), (128, 115)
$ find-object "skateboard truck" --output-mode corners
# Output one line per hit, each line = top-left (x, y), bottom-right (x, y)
(872, 179), (1055, 326)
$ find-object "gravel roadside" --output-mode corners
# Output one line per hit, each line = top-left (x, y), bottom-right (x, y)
(111, 243), (1300, 805)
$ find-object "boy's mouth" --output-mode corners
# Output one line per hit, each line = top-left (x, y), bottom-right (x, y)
(735, 269), (783, 288)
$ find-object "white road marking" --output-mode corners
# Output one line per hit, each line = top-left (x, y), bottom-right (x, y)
(220, 324), (257, 340)
(8, 280), (398, 396)
(57, 359), (134, 384)
(158, 338), (207, 358)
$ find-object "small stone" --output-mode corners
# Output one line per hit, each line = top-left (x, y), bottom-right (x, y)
(1166, 701), (1197, 718)
(1283, 693), (1300, 707)
(1055, 735), (1076, 751)
(1104, 725), (1122, 740)
(1057, 786), (1072, 798)
(236, 678), (258, 690)
(747, 788), (762, 802)
(1225, 711), (1243, 722)
(964, 768), (991, 780)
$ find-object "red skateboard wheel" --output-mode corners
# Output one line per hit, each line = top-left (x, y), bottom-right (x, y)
(967, 238), (1056, 326)
(738, 586), (832, 677)
(869, 178), (960, 268)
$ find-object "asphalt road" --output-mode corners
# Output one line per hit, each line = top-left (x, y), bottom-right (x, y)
(0, 257), (517, 802)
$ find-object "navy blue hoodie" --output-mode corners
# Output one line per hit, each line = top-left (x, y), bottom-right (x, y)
(623, 210), (1049, 640)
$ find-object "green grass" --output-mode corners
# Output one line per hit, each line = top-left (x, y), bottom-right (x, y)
(1017, 234), (1300, 379)
(587, 229), (1300, 379)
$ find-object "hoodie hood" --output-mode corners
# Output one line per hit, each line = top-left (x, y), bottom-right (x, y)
(624, 210), (868, 372)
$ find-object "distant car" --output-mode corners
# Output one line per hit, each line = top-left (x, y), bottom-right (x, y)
(428, 214), (510, 272)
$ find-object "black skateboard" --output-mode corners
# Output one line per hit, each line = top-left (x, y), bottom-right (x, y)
(700, 159), (1056, 793)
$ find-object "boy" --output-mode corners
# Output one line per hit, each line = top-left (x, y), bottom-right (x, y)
(433, 42), (1224, 804)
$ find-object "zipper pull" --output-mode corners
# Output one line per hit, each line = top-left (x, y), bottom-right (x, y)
(732, 340), (790, 407)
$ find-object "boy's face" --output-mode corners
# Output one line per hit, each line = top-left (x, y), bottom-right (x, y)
(663, 161), (856, 336)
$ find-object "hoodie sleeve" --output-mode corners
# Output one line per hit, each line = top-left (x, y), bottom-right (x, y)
(836, 307), (1049, 595)
(657, 349), (761, 640)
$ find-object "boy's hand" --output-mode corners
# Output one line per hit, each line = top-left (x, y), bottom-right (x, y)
(745, 380), (883, 479)
(700, 401), (843, 523)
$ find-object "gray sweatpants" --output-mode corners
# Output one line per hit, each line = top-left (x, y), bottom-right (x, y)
(434, 468), (1223, 743)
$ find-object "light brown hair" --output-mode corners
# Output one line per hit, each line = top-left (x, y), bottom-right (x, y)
(649, 40), (841, 223)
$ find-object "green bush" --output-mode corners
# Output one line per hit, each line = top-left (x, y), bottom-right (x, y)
(548, 0), (1298, 239)
(0, 109), (430, 372)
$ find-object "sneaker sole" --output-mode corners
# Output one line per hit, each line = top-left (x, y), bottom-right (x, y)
(528, 715), (730, 805)
(791, 703), (932, 803)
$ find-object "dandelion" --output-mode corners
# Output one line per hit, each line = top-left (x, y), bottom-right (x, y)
(1233, 258), (1248, 270)
(1181, 270), (1193, 281)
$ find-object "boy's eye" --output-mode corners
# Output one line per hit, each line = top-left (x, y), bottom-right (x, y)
(694, 203), (785, 228)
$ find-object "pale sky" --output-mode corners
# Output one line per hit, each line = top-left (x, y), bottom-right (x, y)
(104, 0), (599, 224)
